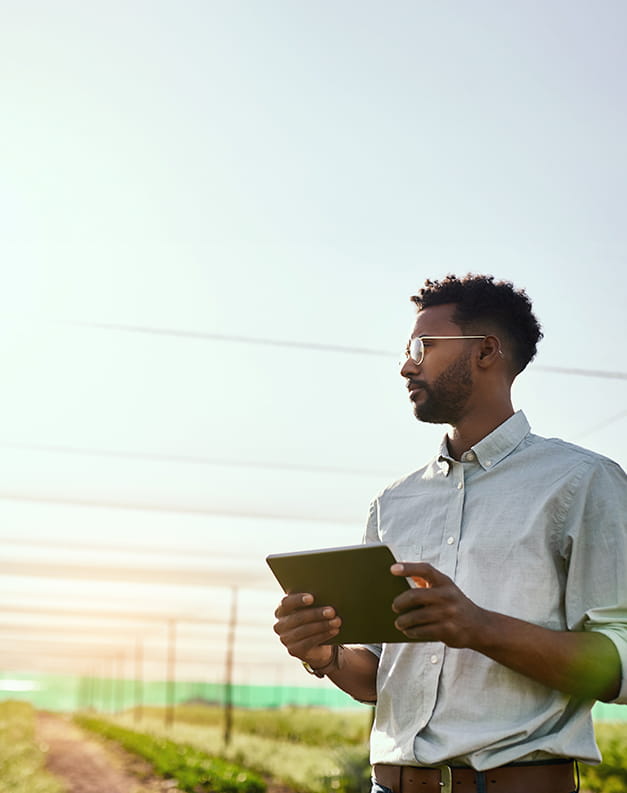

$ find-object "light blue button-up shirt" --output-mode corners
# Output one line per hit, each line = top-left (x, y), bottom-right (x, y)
(363, 411), (627, 769)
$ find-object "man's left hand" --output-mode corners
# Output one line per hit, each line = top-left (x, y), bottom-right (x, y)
(391, 562), (487, 649)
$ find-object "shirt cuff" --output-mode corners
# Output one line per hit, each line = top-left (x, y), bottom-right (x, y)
(359, 643), (382, 659)
(583, 607), (627, 704)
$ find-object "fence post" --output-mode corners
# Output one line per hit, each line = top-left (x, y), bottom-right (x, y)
(223, 586), (238, 746)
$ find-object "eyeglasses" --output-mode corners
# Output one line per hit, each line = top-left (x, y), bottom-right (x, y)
(402, 336), (486, 367)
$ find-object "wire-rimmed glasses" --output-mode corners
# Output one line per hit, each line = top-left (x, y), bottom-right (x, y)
(402, 336), (487, 367)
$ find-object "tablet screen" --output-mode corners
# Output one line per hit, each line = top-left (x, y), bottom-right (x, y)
(266, 544), (413, 644)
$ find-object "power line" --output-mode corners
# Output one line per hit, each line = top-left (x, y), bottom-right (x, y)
(0, 441), (395, 479)
(574, 409), (627, 441)
(0, 603), (267, 629)
(69, 321), (392, 357)
(533, 364), (627, 381)
(71, 320), (627, 380)
(0, 645), (286, 669)
(0, 623), (163, 639)
(0, 536), (261, 563)
(0, 557), (274, 589)
(0, 492), (360, 525)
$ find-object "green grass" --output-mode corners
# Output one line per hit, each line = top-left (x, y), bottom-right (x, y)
(579, 723), (627, 793)
(75, 715), (266, 793)
(134, 703), (372, 746)
(84, 704), (627, 793)
(0, 701), (65, 793)
(113, 709), (372, 793)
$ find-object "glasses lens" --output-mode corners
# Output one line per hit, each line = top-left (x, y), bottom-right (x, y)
(409, 337), (424, 364)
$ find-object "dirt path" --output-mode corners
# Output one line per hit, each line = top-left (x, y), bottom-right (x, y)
(37, 713), (181, 793)
(36, 713), (297, 793)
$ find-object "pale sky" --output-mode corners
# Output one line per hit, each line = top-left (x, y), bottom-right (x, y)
(1, 1), (626, 689)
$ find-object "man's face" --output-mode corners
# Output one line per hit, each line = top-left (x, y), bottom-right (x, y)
(400, 303), (475, 425)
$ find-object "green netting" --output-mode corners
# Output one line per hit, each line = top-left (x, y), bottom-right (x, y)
(1, 673), (625, 720)
(0, 673), (365, 712)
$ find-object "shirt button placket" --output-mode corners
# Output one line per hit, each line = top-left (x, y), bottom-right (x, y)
(441, 468), (464, 573)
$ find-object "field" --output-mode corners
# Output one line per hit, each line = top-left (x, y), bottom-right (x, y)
(74, 714), (267, 793)
(3, 700), (627, 793)
(581, 722), (627, 793)
(0, 701), (65, 793)
(106, 704), (627, 793)
(109, 704), (374, 793)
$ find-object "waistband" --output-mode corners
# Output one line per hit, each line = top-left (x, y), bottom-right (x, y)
(373, 759), (577, 793)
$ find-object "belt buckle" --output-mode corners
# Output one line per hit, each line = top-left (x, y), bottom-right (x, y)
(436, 764), (452, 793)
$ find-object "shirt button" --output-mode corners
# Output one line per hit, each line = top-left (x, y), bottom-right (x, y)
(447, 536), (455, 545)
(457, 482), (463, 490)
(485, 460), (492, 467)
(430, 655), (439, 664)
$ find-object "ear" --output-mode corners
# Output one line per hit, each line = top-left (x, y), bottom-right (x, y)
(476, 335), (503, 368)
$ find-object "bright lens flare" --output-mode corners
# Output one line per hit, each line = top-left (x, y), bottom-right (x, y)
(0, 679), (41, 692)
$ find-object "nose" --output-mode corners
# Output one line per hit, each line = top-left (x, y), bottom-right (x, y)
(400, 356), (420, 379)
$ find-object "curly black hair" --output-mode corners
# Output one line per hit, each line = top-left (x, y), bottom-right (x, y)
(411, 274), (543, 375)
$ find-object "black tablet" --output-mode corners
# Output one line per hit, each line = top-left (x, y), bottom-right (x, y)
(266, 543), (413, 644)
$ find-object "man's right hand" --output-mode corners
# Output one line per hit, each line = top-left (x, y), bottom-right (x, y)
(273, 592), (342, 669)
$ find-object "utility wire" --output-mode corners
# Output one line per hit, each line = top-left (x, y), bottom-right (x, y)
(71, 321), (627, 380)
(0, 441), (396, 479)
(0, 598), (272, 623)
(532, 364), (627, 380)
(573, 409), (627, 441)
(0, 535), (262, 563)
(0, 605), (267, 629)
(1, 557), (274, 589)
(0, 491), (360, 524)
(69, 321), (391, 357)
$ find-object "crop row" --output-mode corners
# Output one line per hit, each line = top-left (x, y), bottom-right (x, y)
(76, 705), (627, 793)
(134, 703), (372, 746)
(75, 714), (266, 793)
(115, 710), (371, 793)
(112, 707), (627, 793)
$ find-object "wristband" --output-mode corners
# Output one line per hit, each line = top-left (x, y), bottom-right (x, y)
(301, 645), (344, 678)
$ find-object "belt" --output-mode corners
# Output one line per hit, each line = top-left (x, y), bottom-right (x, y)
(373, 760), (576, 793)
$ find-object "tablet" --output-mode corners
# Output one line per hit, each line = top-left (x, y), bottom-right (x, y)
(266, 543), (413, 644)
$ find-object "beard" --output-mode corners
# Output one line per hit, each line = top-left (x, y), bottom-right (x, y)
(411, 351), (474, 425)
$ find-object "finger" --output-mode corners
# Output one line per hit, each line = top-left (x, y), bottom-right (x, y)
(273, 605), (338, 636)
(394, 605), (439, 632)
(396, 622), (441, 642)
(392, 587), (433, 614)
(278, 618), (342, 658)
(279, 616), (342, 647)
(390, 562), (447, 587)
(274, 593), (315, 619)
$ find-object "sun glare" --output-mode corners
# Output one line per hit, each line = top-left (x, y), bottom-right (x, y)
(0, 679), (42, 692)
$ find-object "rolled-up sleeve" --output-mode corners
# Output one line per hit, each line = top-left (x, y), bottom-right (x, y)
(563, 458), (627, 704)
(583, 606), (627, 703)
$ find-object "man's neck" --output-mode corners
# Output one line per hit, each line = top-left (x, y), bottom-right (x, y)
(446, 405), (515, 460)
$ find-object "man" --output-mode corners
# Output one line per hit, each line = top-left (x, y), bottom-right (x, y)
(273, 274), (627, 793)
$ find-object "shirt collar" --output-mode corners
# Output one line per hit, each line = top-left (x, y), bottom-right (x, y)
(437, 411), (531, 473)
